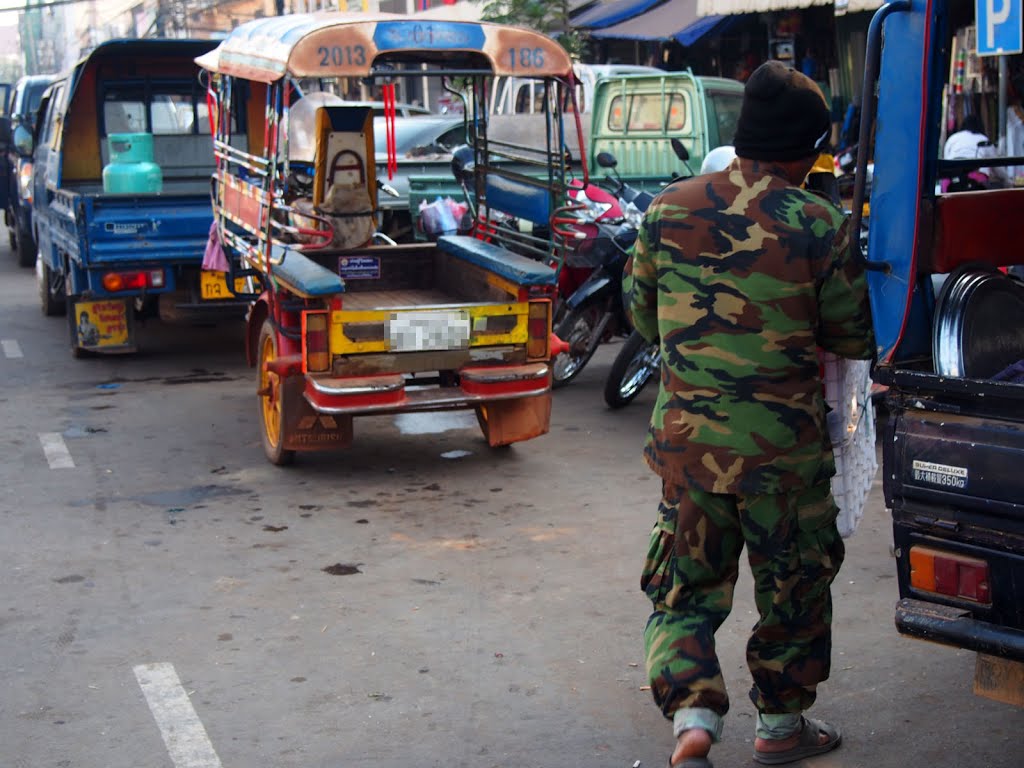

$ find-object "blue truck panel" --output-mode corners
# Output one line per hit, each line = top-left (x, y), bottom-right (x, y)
(82, 196), (212, 268)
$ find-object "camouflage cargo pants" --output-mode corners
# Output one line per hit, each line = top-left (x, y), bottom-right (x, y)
(642, 478), (844, 722)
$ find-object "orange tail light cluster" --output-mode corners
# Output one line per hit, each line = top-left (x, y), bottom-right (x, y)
(909, 546), (991, 604)
(303, 311), (330, 372)
(527, 300), (550, 360)
(102, 269), (165, 292)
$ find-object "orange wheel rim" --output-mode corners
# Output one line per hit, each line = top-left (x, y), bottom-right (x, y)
(260, 333), (282, 448)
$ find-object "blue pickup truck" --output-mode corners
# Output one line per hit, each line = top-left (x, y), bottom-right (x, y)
(31, 39), (248, 357)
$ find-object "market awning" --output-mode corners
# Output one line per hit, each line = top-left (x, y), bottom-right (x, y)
(589, 0), (731, 44)
(695, 0), (832, 15)
(834, 0), (885, 14)
(572, 0), (664, 30)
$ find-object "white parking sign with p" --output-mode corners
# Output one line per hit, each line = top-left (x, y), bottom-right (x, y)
(977, 0), (1023, 56)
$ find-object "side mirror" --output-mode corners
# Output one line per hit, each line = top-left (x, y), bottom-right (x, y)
(596, 151), (617, 169)
(13, 124), (33, 156)
(450, 144), (475, 183)
(671, 138), (690, 162)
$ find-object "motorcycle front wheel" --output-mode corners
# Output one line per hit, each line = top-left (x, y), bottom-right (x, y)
(604, 330), (659, 408)
(551, 303), (605, 388)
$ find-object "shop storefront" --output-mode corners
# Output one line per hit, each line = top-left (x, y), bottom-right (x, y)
(576, 0), (883, 143)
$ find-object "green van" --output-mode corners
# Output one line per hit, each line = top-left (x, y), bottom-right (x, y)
(405, 69), (744, 237)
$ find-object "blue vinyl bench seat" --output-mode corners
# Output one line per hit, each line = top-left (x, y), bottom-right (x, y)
(436, 235), (557, 287)
(270, 244), (345, 297)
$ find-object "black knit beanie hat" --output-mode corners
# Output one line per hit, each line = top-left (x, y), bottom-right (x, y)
(733, 61), (831, 162)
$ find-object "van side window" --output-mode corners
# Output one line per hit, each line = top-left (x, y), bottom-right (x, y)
(707, 91), (742, 145)
(42, 85), (65, 148)
(514, 84), (531, 114)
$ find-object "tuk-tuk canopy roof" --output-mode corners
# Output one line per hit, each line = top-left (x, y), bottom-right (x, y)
(195, 12), (574, 83)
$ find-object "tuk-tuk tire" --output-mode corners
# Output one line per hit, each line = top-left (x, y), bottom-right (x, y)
(258, 318), (296, 466)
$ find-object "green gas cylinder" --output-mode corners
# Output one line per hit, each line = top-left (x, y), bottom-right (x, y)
(103, 133), (163, 194)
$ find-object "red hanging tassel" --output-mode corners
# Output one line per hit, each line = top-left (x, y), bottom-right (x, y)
(383, 83), (397, 181)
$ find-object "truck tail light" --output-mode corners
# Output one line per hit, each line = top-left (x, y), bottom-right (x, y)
(303, 311), (330, 372)
(102, 269), (164, 292)
(526, 300), (550, 360)
(909, 546), (991, 604)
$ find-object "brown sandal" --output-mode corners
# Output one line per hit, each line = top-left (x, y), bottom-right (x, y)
(752, 716), (841, 765)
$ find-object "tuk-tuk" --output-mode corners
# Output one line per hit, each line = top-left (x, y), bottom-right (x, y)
(196, 12), (584, 464)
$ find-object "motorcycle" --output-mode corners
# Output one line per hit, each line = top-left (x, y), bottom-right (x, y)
(599, 138), (699, 405)
(551, 142), (690, 388)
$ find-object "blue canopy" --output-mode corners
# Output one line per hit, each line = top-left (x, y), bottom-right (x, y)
(588, 0), (734, 44)
(571, 0), (664, 30)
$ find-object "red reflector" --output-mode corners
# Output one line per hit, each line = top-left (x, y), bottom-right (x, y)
(307, 329), (327, 348)
(934, 556), (958, 596)
(528, 317), (547, 338)
(958, 563), (991, 602)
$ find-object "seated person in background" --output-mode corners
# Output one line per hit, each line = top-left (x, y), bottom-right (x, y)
(943, 114), (1005, 189)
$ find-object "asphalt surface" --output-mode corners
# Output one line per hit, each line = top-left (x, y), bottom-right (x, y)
(1, 227), (1020, 768)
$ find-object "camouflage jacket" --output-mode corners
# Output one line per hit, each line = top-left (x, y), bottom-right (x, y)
(624, 158), (874, 496)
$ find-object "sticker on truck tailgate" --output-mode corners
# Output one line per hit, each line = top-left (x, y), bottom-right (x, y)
(912, 460), (968, 490)
(72, 299), (131, 350)
(389, 310), (470, 352)
(338, 255), (380, 280)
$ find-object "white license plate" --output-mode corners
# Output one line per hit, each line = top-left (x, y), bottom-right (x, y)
(389, 310), (471, 352)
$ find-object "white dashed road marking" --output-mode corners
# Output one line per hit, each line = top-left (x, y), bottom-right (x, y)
(1, 339), (23, 358)
(39, 433), (74, 469)
(134, 662), (223, 768)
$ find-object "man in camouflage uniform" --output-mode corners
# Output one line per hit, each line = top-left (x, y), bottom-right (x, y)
(623, 61), (874, 768)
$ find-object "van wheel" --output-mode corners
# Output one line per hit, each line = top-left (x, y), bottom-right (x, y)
(38, 256), (66, 317)
(258, 318), (296, 466)
(16, 224), (35, 268)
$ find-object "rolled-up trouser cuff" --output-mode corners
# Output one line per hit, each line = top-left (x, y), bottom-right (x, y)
(756, 712), (803, 740)
(673, 708), (724, 743)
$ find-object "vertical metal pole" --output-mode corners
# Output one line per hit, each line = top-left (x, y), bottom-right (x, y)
(999, 55), (1008, 153)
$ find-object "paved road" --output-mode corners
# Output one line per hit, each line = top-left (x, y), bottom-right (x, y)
(0, 230), (1019, 768)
